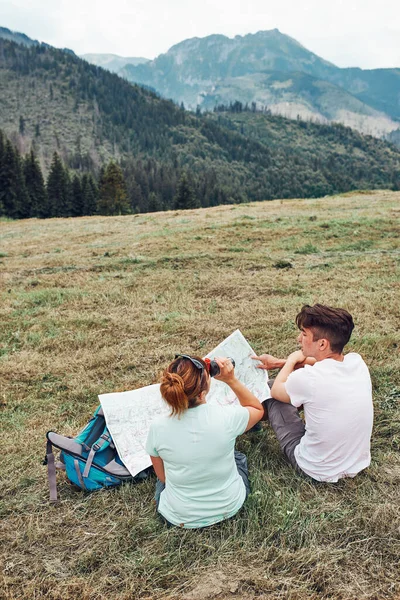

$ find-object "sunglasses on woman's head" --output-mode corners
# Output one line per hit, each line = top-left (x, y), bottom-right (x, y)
(175, 354), (210, 373)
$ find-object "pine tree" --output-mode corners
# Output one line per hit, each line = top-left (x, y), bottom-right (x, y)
(0, 139), (29, 219)
(19, 115), (25, 136)
(125, 171), (143, 213)
(174, 172), (198, 210)
(71, 174), (83, 217)
(63, 169), (73, 217)
(15, 150), (31, 218)
(47, 152), (71, 217)
(148, 192), (163, 213)
(0, 140), (17, 218)
(82, 174), (98, 215)
(24, 149), (48, 217)
(97, 162), (130, 215)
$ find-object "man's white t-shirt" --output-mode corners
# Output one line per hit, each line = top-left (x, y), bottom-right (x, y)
(284, 353), (373, 482)
(145, 403), (249, 528)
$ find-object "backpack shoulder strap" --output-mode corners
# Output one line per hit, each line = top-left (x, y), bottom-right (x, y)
(46, 438), (58, 502)
(45, 432), (85, 502)
(82, 430), (112, 478)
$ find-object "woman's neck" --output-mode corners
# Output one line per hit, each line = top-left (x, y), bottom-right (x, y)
(189, 396), (207, 408)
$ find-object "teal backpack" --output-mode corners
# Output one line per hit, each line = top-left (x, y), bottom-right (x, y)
(45, 406), (150, 501)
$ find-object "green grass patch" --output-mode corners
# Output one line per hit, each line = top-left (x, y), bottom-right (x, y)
(294, 243), (319, 254)
(337, 239), (375, 252)
(228, 246), (246, 252)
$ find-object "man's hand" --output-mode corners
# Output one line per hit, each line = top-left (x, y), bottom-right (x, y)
(286, 350), (307, 367)
(251, 354), (286, 370)
(270, 349), (306, 404)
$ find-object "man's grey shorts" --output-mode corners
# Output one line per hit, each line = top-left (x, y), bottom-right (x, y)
(262, 397), (305, 473)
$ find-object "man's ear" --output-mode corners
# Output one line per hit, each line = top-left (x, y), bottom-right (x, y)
(319, 338), (329, 351)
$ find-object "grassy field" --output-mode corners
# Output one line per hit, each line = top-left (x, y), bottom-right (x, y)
(1, 190), (399, 600)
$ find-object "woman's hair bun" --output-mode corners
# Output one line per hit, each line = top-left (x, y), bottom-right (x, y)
(162, 371), (183, 387)
(160, 355), (208, 416)
(160, 369), (188, 416)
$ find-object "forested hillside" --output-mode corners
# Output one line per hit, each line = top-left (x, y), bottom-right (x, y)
(211, 105), (400, 198)
(1, 37), (399, 217)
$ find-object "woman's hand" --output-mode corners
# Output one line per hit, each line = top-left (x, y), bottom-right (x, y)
(213, 357), (236, 383)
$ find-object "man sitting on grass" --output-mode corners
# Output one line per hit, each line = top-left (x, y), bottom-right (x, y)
(252, 304), (373, 482)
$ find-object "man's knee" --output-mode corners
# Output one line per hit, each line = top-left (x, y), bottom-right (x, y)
(263, 398), (305, 449)
(260, 399), (270, 421)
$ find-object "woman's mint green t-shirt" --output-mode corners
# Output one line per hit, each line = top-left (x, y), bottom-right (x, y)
(145, 403), (249, 528)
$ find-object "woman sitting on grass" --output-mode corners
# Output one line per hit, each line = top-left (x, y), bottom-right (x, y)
(145, 354), (264, 528)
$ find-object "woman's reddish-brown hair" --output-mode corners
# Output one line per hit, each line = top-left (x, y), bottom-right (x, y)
(160, 356), (209, 417)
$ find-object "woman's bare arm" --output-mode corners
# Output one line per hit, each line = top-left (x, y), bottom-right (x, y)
(150, 456), (165, 483)
(214, 357), (264, 431)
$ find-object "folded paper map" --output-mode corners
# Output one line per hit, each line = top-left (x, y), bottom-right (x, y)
(99, 330), (269, 476)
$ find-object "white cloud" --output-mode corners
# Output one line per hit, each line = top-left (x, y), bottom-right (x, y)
(1, 0), (399, 67)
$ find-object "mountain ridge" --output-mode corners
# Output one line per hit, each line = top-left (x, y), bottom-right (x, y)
(0, 25), (75, 55)
(0, 26), (40, 47)
(116, 29), (400, 138)
(80, 53), (149, 73)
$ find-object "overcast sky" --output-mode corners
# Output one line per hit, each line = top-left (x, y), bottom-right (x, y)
(2, 0), (399, 69)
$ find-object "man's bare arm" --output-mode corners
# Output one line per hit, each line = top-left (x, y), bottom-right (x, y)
(270, 350), (307, 403)
(252, 353), (316, 371)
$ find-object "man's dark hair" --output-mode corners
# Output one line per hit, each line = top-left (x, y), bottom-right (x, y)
(296, 304), (354, 353)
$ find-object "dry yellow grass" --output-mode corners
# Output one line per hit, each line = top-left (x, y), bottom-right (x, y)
(1, 190), (399, 599)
